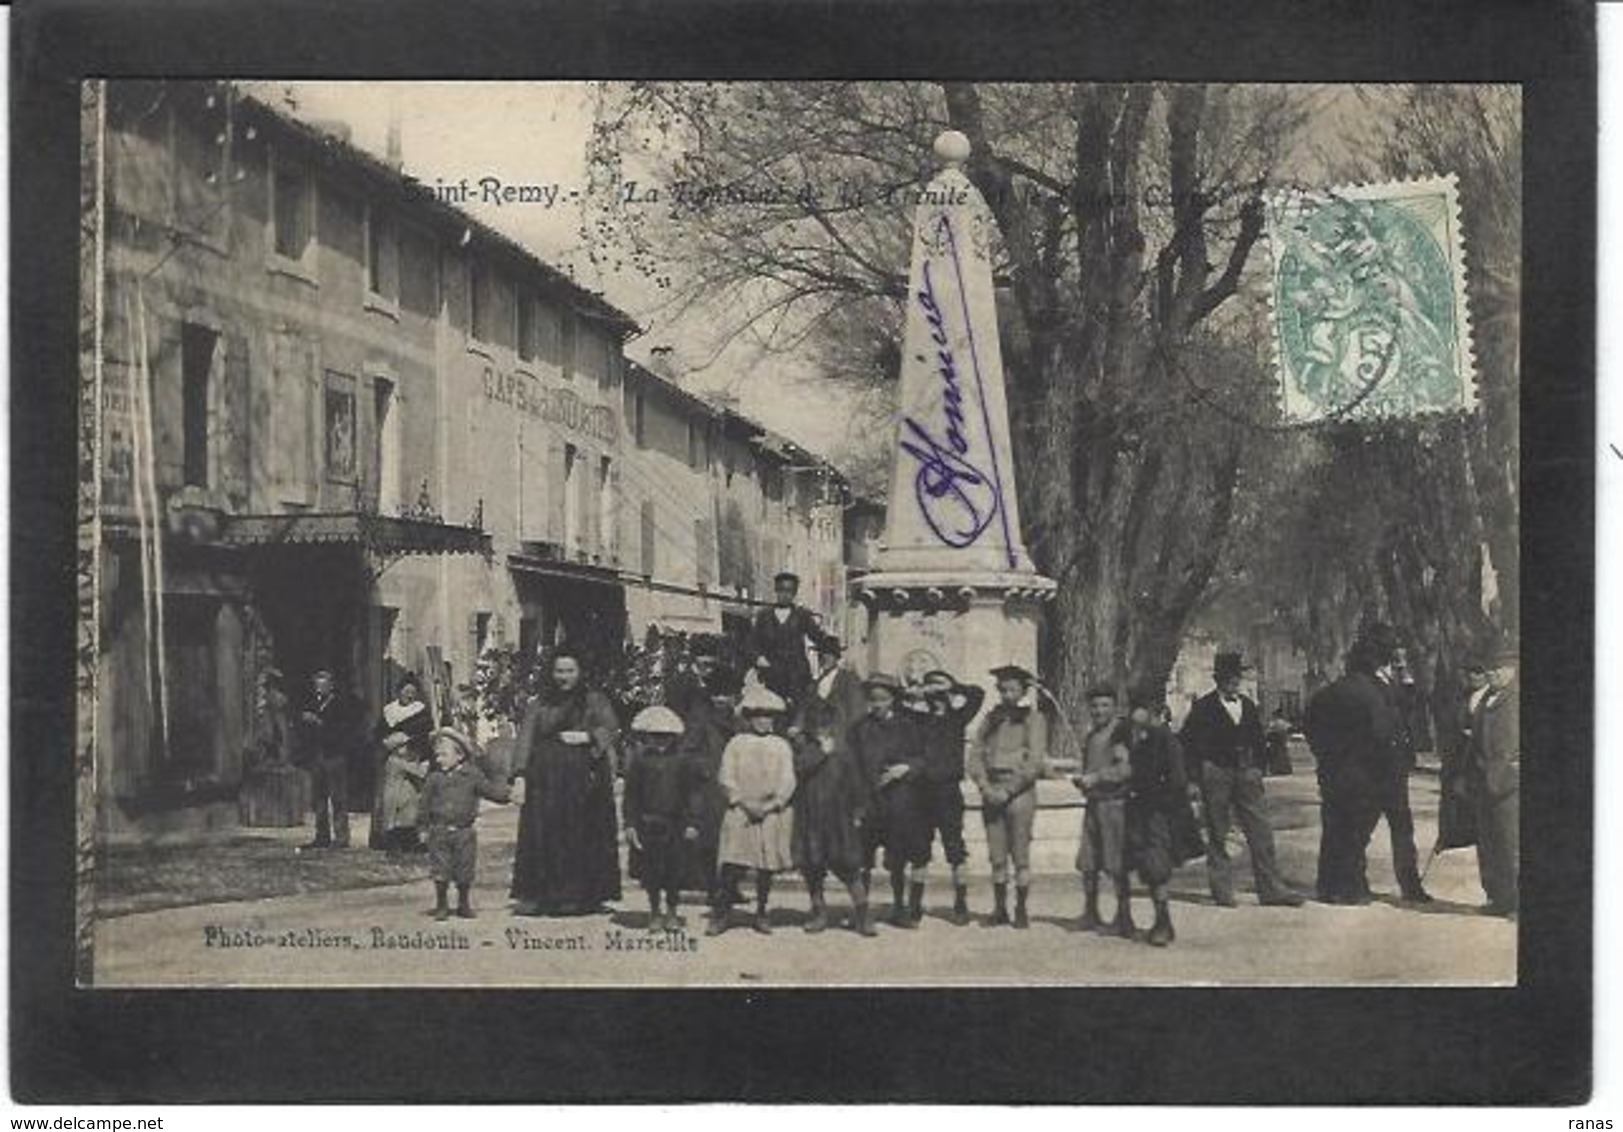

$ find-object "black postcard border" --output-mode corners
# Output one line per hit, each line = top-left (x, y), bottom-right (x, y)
(9, 0), (1596, 1105)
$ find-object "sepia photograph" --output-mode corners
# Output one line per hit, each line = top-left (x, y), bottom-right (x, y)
(73, 76), (1526, 991)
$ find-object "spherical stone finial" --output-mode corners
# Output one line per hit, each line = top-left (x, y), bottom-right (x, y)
(934, 130), (971, 167)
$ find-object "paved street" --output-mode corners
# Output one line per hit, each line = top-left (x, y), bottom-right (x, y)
(94, 757), (1515, 987)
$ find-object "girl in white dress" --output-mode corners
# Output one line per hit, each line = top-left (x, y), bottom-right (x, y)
(710, 684), (796, 936)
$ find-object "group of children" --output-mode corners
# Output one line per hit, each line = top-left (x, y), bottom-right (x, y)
(411, 648), (1195, 950)
(620, 652), (1193, 948)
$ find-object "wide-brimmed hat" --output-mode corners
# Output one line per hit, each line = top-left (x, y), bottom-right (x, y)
(862, 672), (903, 695)
(631, 705), (686, 736)
(738, 685), (788, 715)
(989, 664), (1035, 686)
(431, 727), (479, 763)
(1213, 651), (1250, 680)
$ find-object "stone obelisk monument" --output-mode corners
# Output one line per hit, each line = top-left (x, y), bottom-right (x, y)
(859, 131), (1056, 690)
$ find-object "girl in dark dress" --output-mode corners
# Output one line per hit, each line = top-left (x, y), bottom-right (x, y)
(510, 652), (622, 916)
(622, 705), (696, 931)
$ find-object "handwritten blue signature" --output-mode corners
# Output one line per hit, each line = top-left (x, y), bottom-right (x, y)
(899, 215), (1014, 564)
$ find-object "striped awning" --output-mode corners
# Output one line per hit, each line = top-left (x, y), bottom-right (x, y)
(220, 512), (490, 556)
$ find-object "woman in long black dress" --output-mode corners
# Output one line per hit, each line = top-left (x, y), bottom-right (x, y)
(510, 652), (622, 916)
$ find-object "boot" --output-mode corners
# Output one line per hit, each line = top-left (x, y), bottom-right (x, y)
(1147, 899), (1174, 947)
(804, 883), (828, 934)
(1079, 878), (1103, 931)
(753, 877), (773, 934)
(1013, 885), (1030, 929)
(432, 882), (450, 922)
(951, 885), (971, 927)
(986, 882), (1010, 927)
(706, 903), (729, 936)
(889, 874), (912, 928)
(854, 898), (878, 937)
(1114, 879), (1136, 940)
(908, 881), (926, 926)
(455, 884), (475, 919)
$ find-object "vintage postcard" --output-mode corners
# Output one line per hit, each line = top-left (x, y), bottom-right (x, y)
(77, 78), (1523, 990)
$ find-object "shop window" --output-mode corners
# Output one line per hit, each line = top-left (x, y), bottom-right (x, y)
(181, 323), (217, 488)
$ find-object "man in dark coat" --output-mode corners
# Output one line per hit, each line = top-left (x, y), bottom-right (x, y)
(1436, 659), (1491, 852)
(1469, 645), (1519, 916)
(1180, 652), (1304, 907)
(904, 669), (986, 926)
(1374, 638), (1432, 903)
(790, 639), (875, 936)
(750, 572), (839, 714)
(678, 664), (743, 909)
(1304, 636), (1398, 904)
(295, 668), (363, 849)
(665, 635), (723, 721)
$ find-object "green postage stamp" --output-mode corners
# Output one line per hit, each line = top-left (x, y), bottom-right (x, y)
(1265, 175), (1477, 424)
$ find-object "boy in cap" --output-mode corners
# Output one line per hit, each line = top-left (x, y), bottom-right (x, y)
(848, 673), (930, 928)
(969, 665), (1048, 928)
(1074, 686), (1134, 936)
(906, 669), (986, 925)
(1124, 694), (1189, 946)
(750, 571), (839, 713)
(624, 705), (697, 931)
(417, 728), (512, 920)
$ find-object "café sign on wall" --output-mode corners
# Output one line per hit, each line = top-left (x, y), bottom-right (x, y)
(482, 365), (618, 446)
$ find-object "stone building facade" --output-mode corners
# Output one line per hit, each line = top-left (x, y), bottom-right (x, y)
(87, 80), (856, 833)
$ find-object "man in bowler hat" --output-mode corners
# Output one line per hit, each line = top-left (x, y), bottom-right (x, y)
(1180, 652), (1304, 907)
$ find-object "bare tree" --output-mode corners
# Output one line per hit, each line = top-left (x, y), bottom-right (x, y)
(587, 82), (1307, 715)
(1213, 85), (1520, 723)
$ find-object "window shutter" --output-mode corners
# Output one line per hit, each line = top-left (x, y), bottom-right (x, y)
(151, 317), (184, 490)
(608, 463), (623, 563)
(640, 500), (656, 576)
(547, 440), (567, 544)
(270, 331), (314, 505)
(219, 333), (250, 508)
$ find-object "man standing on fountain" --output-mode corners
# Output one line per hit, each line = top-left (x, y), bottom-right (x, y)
(750, 572), (840, 715)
